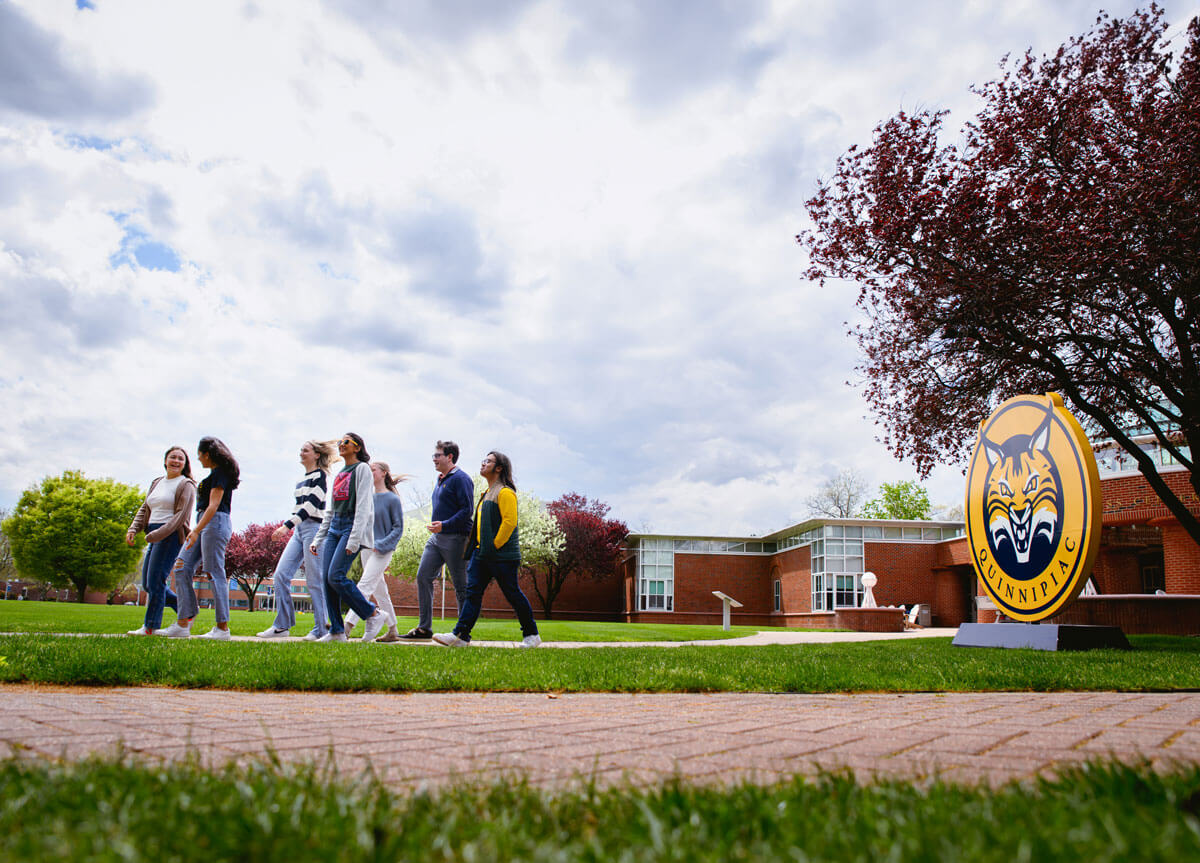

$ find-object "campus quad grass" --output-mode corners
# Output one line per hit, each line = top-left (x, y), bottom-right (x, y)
(2, 633), (1199, 692)
(1, 756), (1198, 862)
(0, 600), (793, 640)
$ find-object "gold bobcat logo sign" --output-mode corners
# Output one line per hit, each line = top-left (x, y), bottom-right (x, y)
(965, 393), (1101, 622)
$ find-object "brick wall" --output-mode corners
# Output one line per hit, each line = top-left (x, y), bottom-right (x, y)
(1102, 470), (1199, 526)
(1093, 544), (1142, 594)
(1162, 522), (1200, 593)
(1048, 595), (1200, 635)
(863, 542), (940, 611)
(771, 546), (812, 615)
(672, 553), (772, 614)
(379, 571), (625, 623)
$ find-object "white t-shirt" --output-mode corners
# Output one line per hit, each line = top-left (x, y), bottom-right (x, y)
(147, 475), (184, 524)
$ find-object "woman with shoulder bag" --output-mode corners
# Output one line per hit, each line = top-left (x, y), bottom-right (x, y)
(126, 445), (196, 636)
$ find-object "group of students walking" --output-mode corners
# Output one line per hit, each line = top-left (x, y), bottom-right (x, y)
(124, 435), (541, 648)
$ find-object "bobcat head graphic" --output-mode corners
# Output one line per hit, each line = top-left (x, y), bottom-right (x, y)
(982, 407), (1062, 576)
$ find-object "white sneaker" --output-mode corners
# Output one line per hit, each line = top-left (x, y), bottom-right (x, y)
(302, 630), (323, 642)
(160, 623), (191, 639)
(198, 627), (231, 641)
(520, 634), (542, 648)
(127, 627), (151, 636)
(257, 626), (290, 639)
(432, 632), (468, 647)
(362, 612), (386, 643)
(317, 632), (348, 643)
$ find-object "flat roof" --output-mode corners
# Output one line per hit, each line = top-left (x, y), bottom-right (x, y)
(627, 516), (965, 543)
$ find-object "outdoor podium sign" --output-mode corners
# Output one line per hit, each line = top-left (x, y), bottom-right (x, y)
(953, 393), (1129, 650)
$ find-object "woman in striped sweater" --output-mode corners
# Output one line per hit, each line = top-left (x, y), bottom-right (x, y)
(257, 440), (337, 640)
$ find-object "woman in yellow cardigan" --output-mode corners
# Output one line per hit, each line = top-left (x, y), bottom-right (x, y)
(433, 451), (541, 648)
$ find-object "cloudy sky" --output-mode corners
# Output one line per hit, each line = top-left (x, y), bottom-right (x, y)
(0, 0), (1191, 536)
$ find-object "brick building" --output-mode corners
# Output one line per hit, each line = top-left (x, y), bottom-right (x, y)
(623, 520), (968, 628)
(621, 437), (1198, 630)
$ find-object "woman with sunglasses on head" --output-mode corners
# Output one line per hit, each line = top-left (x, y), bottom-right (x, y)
(257, 440), (337, 641)
(434, 450), (541, 648)
(160, 436), (240, 640)
(125, 446), (197, 636)
(344, 461), (409, 643)
(308, 433), (387, 643)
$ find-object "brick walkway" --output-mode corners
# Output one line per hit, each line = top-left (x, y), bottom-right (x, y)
(3, 685), (1198, 789)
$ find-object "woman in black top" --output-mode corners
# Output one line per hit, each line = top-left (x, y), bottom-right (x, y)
(160, 436), (240, 640)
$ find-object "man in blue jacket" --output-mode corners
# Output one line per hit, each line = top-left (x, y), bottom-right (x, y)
(402, 440), (476, 639)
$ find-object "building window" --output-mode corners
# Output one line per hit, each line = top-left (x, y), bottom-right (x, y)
(773, 579), (781, 612)
(638, 539), (674, 611)
(811, 526), (864, 611)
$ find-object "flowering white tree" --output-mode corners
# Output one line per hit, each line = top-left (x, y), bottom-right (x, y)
(388, 475), (563, 579)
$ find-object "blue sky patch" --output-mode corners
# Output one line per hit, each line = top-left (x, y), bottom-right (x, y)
(76, 1), (96, 10)
(108, 212), (181, 272)
(64, 134), (118, 151)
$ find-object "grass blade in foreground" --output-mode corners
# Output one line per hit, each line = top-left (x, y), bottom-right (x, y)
(0, 756), (1197, 862)
(1, 634), (1199, 692)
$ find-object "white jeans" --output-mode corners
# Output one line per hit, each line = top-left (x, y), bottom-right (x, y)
(345, 548), (397, 629)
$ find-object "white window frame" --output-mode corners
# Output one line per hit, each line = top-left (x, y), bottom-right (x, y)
(638, 539), (674, 612)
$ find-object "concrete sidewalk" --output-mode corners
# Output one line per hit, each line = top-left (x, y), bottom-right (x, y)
(3, 685), (1197, 790)
(210, 626), (962, 647)
(11, 627), (960, 647)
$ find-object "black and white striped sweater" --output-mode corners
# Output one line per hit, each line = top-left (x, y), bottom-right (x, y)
(283, 469), (327, 530)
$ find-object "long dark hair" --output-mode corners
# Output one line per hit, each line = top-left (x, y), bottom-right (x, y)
(488, 450), (516, 492)
(163, 445), (193, 479)
(197, 436), (240, 489)
(343, 432), (370, 464)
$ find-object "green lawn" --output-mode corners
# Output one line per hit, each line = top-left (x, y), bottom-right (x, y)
(2, 756), (1197, 862)
(2, 632), (1198, 693)
(0, 600), (791, 641)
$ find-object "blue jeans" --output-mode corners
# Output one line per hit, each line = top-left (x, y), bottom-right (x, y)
(453, 553), (539, 642)
(320, 513), (375, 634)
(141, 523), (181, 631)
(270, 520), (323, 633)
(173, 512), (233, 623)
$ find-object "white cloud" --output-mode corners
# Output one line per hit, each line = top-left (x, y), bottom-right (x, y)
(0, 0), (1173, 537)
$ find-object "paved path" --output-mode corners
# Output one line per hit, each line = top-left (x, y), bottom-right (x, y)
(233, 626), (960, 648)
(4, 627), (960, 647)
(3, 685), (1198, 790)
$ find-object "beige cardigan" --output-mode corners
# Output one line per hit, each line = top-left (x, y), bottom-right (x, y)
(129, 476), (197, 544)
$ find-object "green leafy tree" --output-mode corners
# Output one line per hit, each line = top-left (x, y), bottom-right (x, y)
(2, 471), (145, 602)
(0, 507), (15, 582)
(860, 480), (932, 520)
(389, 509), (432, 579)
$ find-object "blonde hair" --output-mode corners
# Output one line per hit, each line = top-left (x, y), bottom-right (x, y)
(306, 440), (339, 472)
(370, 461), (411, 494)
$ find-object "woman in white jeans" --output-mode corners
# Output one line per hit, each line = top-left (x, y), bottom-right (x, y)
(257, 440), (336, 640)
(344, 462), (407, 642)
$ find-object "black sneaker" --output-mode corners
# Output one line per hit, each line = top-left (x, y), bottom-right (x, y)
(399, 627), (433, 640)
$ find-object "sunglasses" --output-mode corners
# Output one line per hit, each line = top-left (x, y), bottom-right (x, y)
(339, 438), (358, 448)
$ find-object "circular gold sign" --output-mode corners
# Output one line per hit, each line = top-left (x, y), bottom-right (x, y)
(965, 393), (1102, 622)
